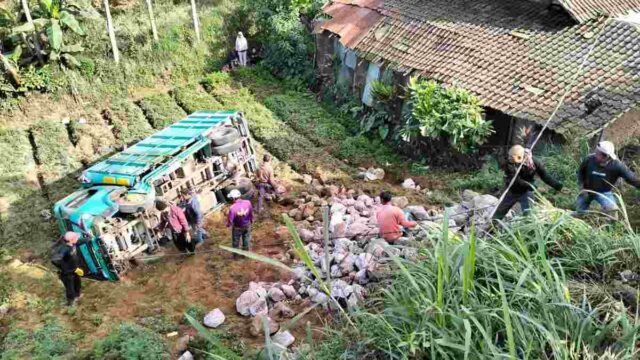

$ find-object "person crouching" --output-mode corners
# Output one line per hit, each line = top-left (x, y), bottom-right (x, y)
(376, 191), (417, 244)
(155, 198), (194, 253)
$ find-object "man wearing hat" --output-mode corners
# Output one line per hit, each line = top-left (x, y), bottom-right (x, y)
(52, 231), (85, 306)
(226, 189), (253, 256)
(575, 141), (640, 215)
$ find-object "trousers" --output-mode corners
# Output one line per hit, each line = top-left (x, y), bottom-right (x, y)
(232, 227), (251, 251)
(60, 272), (81, 303)
(493, 191), (532, 220)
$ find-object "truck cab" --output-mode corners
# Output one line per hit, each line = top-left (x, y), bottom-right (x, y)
(53, 111), (256, 280)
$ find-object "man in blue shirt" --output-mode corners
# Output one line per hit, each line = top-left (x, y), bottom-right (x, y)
(179, 188), (207, 245)
(575, 141), (640, 215)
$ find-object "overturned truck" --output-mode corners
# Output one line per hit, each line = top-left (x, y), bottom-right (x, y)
(53, 111), (257, 281)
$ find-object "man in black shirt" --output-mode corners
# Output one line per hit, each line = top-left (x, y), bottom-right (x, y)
(52, 231), (85, 306)
(575, 141), (640, 215)
(493, 145), (563, 220)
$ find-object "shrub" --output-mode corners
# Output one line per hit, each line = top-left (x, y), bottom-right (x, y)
(108, 99), (154, 146)
(201, 72), (231, 93)
(183, 303), (205, 324)
(30, 120), (81, 184)
(404, 77), (493, 153)
(173, 86), (224, 114)
(137, 93), (187, 129)
(452, 157), (503, 193)
(1, 323), (76, 359)
(91, 322), (170, 360)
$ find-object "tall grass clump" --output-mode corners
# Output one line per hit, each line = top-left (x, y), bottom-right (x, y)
(355, 208), (640, 359)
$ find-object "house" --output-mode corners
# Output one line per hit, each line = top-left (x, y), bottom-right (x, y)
(314, 0), (640, 146)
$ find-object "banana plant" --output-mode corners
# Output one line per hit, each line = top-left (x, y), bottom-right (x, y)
(10, 0), (85, 65)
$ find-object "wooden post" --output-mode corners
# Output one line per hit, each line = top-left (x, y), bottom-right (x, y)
(144, 0), (159, 42)
(190, 0), (201, 42)
(104, 0), (120, 63)
(20, 0), (43, 63)
(323, 206), (330, 280)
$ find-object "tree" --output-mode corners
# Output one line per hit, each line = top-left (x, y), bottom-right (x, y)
(403, 77), (493, 153)
(144, 0), (158, 42)
(190, 0), (200, 42)
(103, 0), (119, 63)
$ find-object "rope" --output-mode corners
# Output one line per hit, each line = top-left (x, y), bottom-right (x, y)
(488, 18), (612, 220)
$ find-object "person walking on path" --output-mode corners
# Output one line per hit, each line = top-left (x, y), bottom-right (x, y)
(226, 189), (253, 257)
(575, 141), (640, 215)
(493, 145), (563, 220)
(155, 198), (194, 253)
(256, 154), (277, 213)
(179, 188), (207, 246)
(52, 231), (84, 306)
(235, 32), (248, 67)
(376, 191), (417, 243)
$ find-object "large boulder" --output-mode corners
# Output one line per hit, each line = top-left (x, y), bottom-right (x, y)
(203, 309), (225, 328)
(236, 290), (260, 316)
(406, 205), (430, 221)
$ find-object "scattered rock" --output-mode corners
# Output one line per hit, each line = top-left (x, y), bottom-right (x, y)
(402, 178), (416, 189)
(302, 174), (313, 184)
(462, 189), (480, 202)
(355, 269), (369, 284)
(178, 351), (194, 360)
(355, 253), (373, 271)
(391, 196), (409, 209)
(268, 287), (287, 303)
(271, 302), (295, 319)
(359, 167), (385, 181)
(176, 335), (191, 353)
(250, 315), (279, 337)
(272, 331), (296, 348)
(236, 290), (260, 316)
(203, 309), (225, 328)
(280, 284), (297, 299)
(406, 205), (430, 221)
(312, 292), (329, 304)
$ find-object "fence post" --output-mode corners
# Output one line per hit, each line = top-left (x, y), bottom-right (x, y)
(103, 0), (120, 63)
(323, 206), (330, 280)
(144, 0), (159, 42)
(190, 0), (201, 42)
(20, 0), (44, 63)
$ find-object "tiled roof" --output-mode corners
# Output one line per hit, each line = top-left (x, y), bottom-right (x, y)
(321, 0), (640, 135)
(557, 0), (640, 23)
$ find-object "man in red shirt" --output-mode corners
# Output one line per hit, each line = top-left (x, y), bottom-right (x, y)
(156, 198), (193, 253)
(376, 191), (417, 243)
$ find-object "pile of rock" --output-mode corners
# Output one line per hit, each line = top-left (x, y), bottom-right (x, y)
(446, 189), (500, 232)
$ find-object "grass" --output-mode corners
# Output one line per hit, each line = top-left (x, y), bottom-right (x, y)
(68, 115), (117, 165)
(172, 86), (225, 114)
(91, 322), (170, 360)
(108, 98), (155, 146)
(138, 93), (188, 129)
(30, 120), (82, 184)
(0, 322), (77, 360)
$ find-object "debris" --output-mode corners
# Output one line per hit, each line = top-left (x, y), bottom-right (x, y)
(203, 309), (225, 328)
(166, 331), (179, 338)
(272, 331), (296, 348)
(280, 284), (297, 299)
(358, 167), (385, 181)
(302, 174), (313, 184)
(402, 178), (416, 189)
(178, 351), (194, 360)
(268, 287), (287, 303)
(250, 315), (279, 337)
(271, 302), (295, 319)
(391, 196), (409, 209)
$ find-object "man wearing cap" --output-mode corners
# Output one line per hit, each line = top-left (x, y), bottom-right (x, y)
(155, 198), (194, 253)
(575, 141), (640, 215)
(179, 188), (207, 246)
(53, 231), (85, 306)
(226, 189), (253, 256)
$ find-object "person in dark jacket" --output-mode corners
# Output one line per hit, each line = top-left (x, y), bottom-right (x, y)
(156, 198), (194, 253)
(493, 145), (563, 220)
(575, 141), (640, 215)
(54, 231), (85, 306)
(179, 188), (207, 245)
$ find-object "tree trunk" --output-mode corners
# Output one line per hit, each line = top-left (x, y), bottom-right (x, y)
(104, 0), (120, 63)
(144, 0), (159, 42)
(0, 52), (21, 87)
(20, 0), (44, 63)
(190, 0), (201, 42)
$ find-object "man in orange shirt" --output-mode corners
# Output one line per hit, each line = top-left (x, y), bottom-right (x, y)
(376, 191), (417, 243)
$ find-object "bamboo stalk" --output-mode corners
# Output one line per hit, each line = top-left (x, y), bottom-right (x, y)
(103, 0), (120, 63)
(190, 0), (201, 42)
(144, 0), (158, 42)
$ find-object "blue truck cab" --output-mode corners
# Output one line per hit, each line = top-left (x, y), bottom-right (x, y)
(53, 111), (256, 280)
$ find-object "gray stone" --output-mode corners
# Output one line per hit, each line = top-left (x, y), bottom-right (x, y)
(355, 269), (369, 284)
(280, 284), (297, 299)
(402, 178), (416, 189)
(271, 302), (295, 319)
(250, 315), (279, 337)
(312, 292), (329, 304)
(330, 264), (343, 278)
(178, 351), (194, 360)
(203, 308), (225, 328)
(268, 287), (286, 303)
(391, 196), (409, 209)
(355, 253), (373, 270)
(250, 297), (268, 317)
(236, 290), (260, 316)
(462, 189), (480, 202)
(176, 335), (191, 353)
(340, 254), (357, 274)
(331, 280), (353, 299)
(406, 205), (429, 221)
(365, 238), (388, 257)
(272, 331), (296, 348)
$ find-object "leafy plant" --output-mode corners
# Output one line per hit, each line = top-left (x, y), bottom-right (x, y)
(405, 77), (493, 153)
(91, 322), (170, 360)
(137, 93), (187, 129)
(1, 322), (77, 359)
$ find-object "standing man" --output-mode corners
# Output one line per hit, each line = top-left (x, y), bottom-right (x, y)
(575, 141), (640, 215)
(493, 145), (563, 220)
(256, 154), (277, 213)
(179, 188), (207, 246)
(226, 189), (253, 256)
(155, 198), (194, 253)
(376, 191), (417, 243)
(235, 32), (248, 67)
(52, 231), (84, 306)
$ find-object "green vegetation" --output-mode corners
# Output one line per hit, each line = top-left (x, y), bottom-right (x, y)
(138, 93), (188, 129)
(91, 322), (170, 360)
(184, 313), (244, 359)
(68, 115), (117, 164)
(404, 77), (493, 153)
(173, 86), (224, 114)
(452, 157), (503, 193)
(108, 98), (154, 146)
(30, 120), (81, 183)
(1, 322), (77, 359)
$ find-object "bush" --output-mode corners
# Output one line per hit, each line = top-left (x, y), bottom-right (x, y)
(403, 77), (493, 153)
(173, 86), (224, 114)
(452, 157), (503, 193)
(201, 72), (231, 93)
(30, 120), (81, 184)
(137, 93), (187, 129)
(183, 303), (205, 324)
(1, 323), (76, 359)
(108, 99), (154, 146)
(91, 322), (170, 360)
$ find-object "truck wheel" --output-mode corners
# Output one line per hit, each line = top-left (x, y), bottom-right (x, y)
(212, 140), (241, 155)
(210, 127), (240, 146)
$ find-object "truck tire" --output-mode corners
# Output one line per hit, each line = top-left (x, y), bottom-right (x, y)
(212, 140), (241, 155)
(210, 127), (239, 146)
(221, 178), (255, 202)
